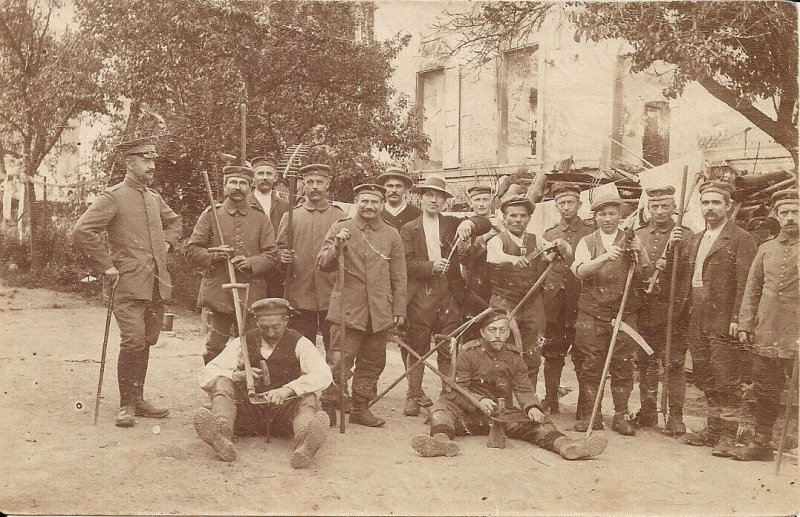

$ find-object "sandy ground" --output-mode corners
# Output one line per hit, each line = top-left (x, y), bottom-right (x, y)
(0, 283), (797, 516)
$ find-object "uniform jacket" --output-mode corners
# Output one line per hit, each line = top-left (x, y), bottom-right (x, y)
(317, 215), (407, 333)
(185, 198), (279, 313)
(443, 338), (541, 414)
(542, 217), (593, 325)
(635, 221), (694, 330)
(687, 219), (757, 335)
(276, 200), (345, 312)
(72, 175), (183, 301)
(382, 203), (421, 231)
(246, 190), (289, 235)
(401, 214), (492, 308)
(738, 231), (799, 359)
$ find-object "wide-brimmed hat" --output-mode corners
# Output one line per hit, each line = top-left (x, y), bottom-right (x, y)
(412, 176), (452, 198)
(590, 194), (626, 212)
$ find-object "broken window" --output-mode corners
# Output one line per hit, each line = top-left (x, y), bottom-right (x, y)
(501, 46), (539, 163)
(416, 68), (445, 169)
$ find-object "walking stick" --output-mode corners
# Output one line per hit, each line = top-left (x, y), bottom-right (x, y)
(93, 281), (118, 425)
(369, 306), (494, 407)
(659, 165), (689, 429)
(775, 353), (798, 475)
(338, 243), (347, 434)
(585, 258), (637, 440)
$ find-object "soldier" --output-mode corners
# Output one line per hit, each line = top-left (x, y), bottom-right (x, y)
(733, 189), (799, 461)
(633, 186), (693, 435)
(376, 166), (421, 230)
(571, 195), (652, 436)
(194, 298), (332, 468)
(541, 184), (594, 415)
(72, 136), (183, 427)
(277, 164), (345, 350)
(410, 308), (607, 460)
(185, 165), (279, 364)
(401, 176), (493, 417)
(248, 155), (290, 298)
(486, 195), (572, 392)
(316, 184), (407, 427)
(683, 181), (757, 456)
(458, 185), (499, 305)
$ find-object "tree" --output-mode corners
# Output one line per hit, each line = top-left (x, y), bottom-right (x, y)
(75, 0), (428, 220)
(438, 1), (799, 165)
(0, 0), (107, 269)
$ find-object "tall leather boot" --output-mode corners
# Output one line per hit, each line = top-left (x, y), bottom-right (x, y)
(574, 386), (604, 431)
(553, 435), (608, 460)
(663, 408), (687, 437)
(411, 432), (460, 457)
(193, 392), (237, 462)
(436, 354), (451, 393)
(634, 358), (658, 427)
(543, 357), (564, 414)
(291, 409), (330, 469)
(732, 432), (774, 461)
(404, 361), (425, 417)
(133, 348), (169, 418)
(575, 386), (586, 421)
(711, 423), (739, 458)
(116, 349), (138, 427)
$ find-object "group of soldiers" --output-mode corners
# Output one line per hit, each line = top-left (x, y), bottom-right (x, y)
(72, 135), (799, 470)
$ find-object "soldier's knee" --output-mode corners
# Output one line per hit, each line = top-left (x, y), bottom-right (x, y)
(211, 376), (236, 398)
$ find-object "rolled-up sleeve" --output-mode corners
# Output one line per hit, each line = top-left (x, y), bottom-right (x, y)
(570, 238), (591, 277)
(285, 337), (333, 395)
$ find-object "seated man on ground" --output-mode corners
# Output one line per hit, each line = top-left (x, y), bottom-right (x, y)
(410, 308), (607, 460)
(194, 298), (333, 468)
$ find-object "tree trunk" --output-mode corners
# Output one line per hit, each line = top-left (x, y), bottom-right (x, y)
(24, 173), (42, 270)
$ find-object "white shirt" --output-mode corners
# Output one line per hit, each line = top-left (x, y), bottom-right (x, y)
(570, 229), (619, 277)
(692, 224), (724, 288)
(422, 214), (442, 261)
(385, 201), (407, 217)
(253, 190), (272, 215)
(199, 333), (332, 395)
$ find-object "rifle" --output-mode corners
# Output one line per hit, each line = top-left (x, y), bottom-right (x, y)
(278, 144), (309, 283)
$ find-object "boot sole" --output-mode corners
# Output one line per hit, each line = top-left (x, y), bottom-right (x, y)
(134, 408), (170, 418)
(560, 436), (608, 460)
(411, 435), (460, 457)
(349, 413), (385, 427)
(291, 411), (330, 469)
(193, 408), (236, 462)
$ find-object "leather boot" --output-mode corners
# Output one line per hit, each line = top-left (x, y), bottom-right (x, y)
(573, 416), (604, 432)
(543, 357), (564, 414)
(403, 398), (421, 417)
(291, 411), (330, 469)
(115, 405), (136, 428)
(662, 411), (687, 437)
(418, 393), (434, 408)
(612, 411), (636, 436)
(732, 433), (774, 462)
(574, 386), (603, 431)
(553, 435), (608, 460)
(411, 433), (461, 457)
(349, 407), (385, 427)
(633, 408), (657, 428)
(404, 362), (425, 416)
(683, 426), (721, 447)
(132, 348), (169, 418)
(320, 384), (352, 413)
(193, 408), (237, 462)
(575, 387), (587, 421)
(711, 431), (738, 458)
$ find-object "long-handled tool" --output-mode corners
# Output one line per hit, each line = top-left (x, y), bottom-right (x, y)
(338, 244), (347, 434)
(368, 306), (494, 407)
(585, 247), (637, 440)
(775, 353), (798, 475)
(93, 281), (118, 425)
(659, 165), (689, 429)
(278, 144), (309, 283)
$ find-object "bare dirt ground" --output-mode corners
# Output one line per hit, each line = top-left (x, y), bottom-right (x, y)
(1, 283), (797, 516)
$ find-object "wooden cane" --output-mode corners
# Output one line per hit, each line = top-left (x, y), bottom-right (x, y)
(659, 165), (689, 428)
(775, 353), (798, 475)
(338, 243), (347, 434)
(93, 281), (118, 425)
(585, 262), (637, 439)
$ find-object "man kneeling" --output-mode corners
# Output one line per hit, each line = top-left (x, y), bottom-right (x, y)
(411, 309), (606, 460)
(194, 298), (333, 468)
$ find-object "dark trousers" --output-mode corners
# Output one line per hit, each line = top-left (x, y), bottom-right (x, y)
(112, 281), (164, 406)
(542, 288), (578, 360)
(405, 283), (463, 395)
(637, 323), (688, 415)
(324, 323), (389, 408)
(752, 354), (793, 439)
(575, 311), (638, 413)
(290, 309), (331, 350)
(429, 398), (565, 451)
(203, 310), (256, 365)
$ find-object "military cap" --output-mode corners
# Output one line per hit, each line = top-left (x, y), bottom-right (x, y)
(645, 185), (676, 201)
(376, 167), (413, 188)
(480, 308), (510, 328)
(698, 180), (733, 200)
(251, 156), (278, 171)
(553, 184), (581, 202)
(222, 165), (254, 182)
(467, 185), (493, 198)
(500, 195), (535, 214)
(250, 298), (291, 316)
(299, 163), (332, 179)
(590, 194), (626, 212)
(353, 183), (386, 200)
(772, 188), (799, 209)
(413, 176), (452, 198)
(116, 136), (158, 158)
